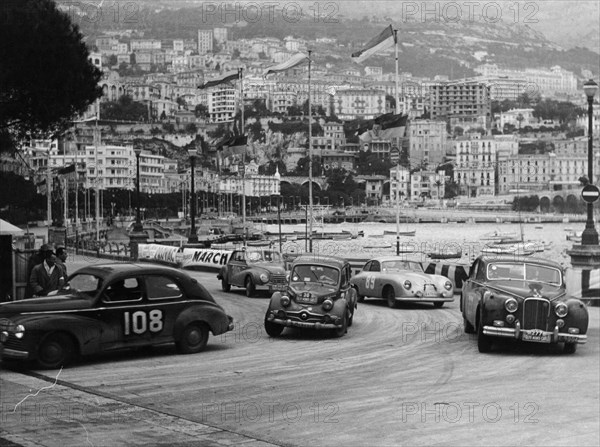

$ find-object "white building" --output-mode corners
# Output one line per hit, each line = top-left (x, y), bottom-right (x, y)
(408, 120), (447, 167)
(453, 135), (498, 197)
(197, 30), (214, 54)
(410, 170), (446, 201)
(390, 166), (410, 202)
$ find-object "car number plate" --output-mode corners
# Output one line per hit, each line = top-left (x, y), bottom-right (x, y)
(423, 285), (438, 297)
(292, 321), (313, 328)
(522, 330), (551, 343)
(270, 284), (286, 292)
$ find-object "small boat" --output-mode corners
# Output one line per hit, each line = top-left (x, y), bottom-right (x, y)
(383, 230), (416, 236)
(428, 248), (463, 260)
(364, 243), (392, 249)
(481, 243), (535, 256)
(566, 231), (582, 242)
(534, 225), (544, 229)
(247, 240), (273, 247)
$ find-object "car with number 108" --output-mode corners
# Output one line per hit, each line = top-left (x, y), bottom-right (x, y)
(0, 264), (234, 369)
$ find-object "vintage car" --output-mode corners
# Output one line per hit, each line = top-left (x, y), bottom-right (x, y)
(217, 248), (287, 297)
(461, 256), (588, 353)
(0, 263), (234, 369)
(264, 255), (357, 338)
(350, 257), (454, 308)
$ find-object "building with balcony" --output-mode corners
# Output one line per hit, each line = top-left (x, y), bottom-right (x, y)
(390, 166), (410, 202)
(407, 120), (447, 167)
(410, 170), (446, 201)
(427, 80), (491, 131)
(453, 136), (498, 197)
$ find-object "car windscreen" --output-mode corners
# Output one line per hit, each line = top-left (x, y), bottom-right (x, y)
(291, 265), (339, 285)
(68, 273), (103, 297)
(382, 261), (423, 272)
(487, 263), (561, 286)
(246, 250), (282, 263)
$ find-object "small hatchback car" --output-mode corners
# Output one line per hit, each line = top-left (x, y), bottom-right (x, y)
(264, 255), (357, 338)
(0, 263), (234, 368)
(461, 256), (588, 353)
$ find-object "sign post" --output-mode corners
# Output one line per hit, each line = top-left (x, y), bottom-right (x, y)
(581, 184), (600, 203)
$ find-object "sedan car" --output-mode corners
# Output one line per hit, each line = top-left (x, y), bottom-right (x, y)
(351, 257), (454, 308)
(264, 255), (357, 338)
(461, 256), (588, 353)
(217, 248), (287, 297)
(0, 263), (234, 369)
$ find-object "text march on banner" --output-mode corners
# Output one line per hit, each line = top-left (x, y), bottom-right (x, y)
(263, 53), (309, 77)
(199, 70), (241, 89)
(351, 25), (396, 64)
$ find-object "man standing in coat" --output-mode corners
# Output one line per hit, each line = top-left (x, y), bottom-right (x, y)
(28, 250), (65, 297)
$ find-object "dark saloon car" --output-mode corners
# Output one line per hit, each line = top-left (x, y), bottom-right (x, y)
(0, 263), (234, 368)
(461, 256), (588, 353)
(217, 248), (287, 297)
(264, 255), (357, 338)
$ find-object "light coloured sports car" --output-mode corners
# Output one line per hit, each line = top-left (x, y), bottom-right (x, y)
(350, 257), (455, 308)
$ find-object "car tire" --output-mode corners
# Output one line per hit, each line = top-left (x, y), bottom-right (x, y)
(333, 310), (348, 338)
(433, 301), (444, 308)
(477, 310), (493, 353)
(384, 286), (396, 309)
(563, 343), (577, 354)
(221, 278), (231, 292)
(245, 276), (256, 297)
(264, 317), (284, 337)
(37, 332), (76, 369)
(177, 323), (209, 354)
(463, 315), (476, 334)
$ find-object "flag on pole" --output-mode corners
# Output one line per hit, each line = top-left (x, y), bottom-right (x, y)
(356, 113), (408, 143)
(220, 135), (248, 157)
(199, 70), (241, 89)
(263, 53), (309, 77)
(351, 25), (396, 64)
(57, 164), (76, 175)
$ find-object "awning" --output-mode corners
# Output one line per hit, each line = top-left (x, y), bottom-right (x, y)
(0, 219), (25, 235)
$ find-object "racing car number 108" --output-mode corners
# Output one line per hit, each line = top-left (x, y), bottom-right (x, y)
(123, 309), (164, 335)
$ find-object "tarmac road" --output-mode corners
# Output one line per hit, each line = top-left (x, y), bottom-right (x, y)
(1, 257), (599, 447)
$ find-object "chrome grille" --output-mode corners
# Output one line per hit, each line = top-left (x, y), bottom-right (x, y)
(271, 274), (287, 285)
(522, 298), (550, 330)
(3, 335), (25, 351)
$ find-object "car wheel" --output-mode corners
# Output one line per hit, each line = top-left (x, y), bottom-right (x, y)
(221, 278), (231, 292)
(333, 310), (348, 338)
(177, 323), (209, 354)
(264, 317), (284, 337)
(463, 315), (475, 334)
(353, 286), (364, 303)
(384, 286), (396, 308)
(433, 301), (444, 308)
(477, 310), (492, 353)
(563, 343), (577, 354)
(37, 332), (76, 369)
(245, 276), (256, 297)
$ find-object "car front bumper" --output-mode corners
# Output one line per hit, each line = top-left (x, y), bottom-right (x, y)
(1, 347), (30, 359)
(266, 312), (342, 330)
(483, 321), (587, 344)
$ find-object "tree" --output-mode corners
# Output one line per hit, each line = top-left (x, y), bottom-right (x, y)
(194, 104), (209, 118)
(0, 0), (102, 152)
(185, 123), (198, 134)
(101, 96), (148, 122)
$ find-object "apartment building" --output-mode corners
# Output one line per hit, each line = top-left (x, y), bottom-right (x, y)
(453, 136), (497, 197)
(407, 120), (447, 167)
(427, 80), (491, 130)
(389, 165), (410, 202)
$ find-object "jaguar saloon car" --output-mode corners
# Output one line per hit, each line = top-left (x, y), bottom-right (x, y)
(264, 255), (357, 338)
(351, 257), (454, 308)
(461, 256), (588, 353)
(0, 263), (234, 368)
(217, 248), (287, 297)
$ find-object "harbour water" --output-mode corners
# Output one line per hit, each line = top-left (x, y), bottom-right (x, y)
(261, 220), (584, 268)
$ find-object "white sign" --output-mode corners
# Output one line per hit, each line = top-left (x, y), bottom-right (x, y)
(179, 248), (233, 270)
(138, 244), (180, 265)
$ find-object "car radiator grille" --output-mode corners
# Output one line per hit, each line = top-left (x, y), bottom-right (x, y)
(271, 274), (287, 285)
(522, 298), (550, 330)
(3, 335), (25, 351)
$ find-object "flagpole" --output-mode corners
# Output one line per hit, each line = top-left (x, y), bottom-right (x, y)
(394, 28), (400, 115)
(74, 133), (78, 228)
(394, 28), (400, 256)
(240, 67), (247, 246)
(63, 143), (68, 228)
(95, 98), (100, 241)
(308, 49), (313, 253)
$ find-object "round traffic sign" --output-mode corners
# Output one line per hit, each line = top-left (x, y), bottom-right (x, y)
(581, 184), (600, 203)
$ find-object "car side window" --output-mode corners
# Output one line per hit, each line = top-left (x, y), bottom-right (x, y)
(103, 277), (143, 303)
(370, 261), (381, 272)
(341, 269), (347, 286)
(146, 276), (183, 300)
(468, 260), (479, 278)
(234, 251), (245, 262)
(363, 261), (372, 272)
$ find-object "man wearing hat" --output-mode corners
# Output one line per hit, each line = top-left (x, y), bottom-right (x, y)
(28, 248), (65, 297)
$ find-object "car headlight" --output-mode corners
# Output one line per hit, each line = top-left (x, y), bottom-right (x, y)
(280, 295), (290, 307)
(323, 299), (333, 311)
(555, 302), (568, 318)
(260, 273), (269, 284)
(444, 281), (453, 291)
(504, 298), (518, 313)
(15, 324), (25, 339)
(403, 280), (411, 289)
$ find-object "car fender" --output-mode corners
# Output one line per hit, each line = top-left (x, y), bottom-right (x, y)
(331, 298), (349, 318)
(267, 291), (283, 311)
(217, 266), (226, 281)
(564, 298), (589, 333)
(16, 314), (103, 357)
(174, 305), (230, 337)
(346, 287), (358, 309)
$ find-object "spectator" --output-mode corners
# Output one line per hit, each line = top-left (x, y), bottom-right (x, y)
(28, 250), (64, 297)
(25, 243), (54, 298)
(55, 246), (68, 277)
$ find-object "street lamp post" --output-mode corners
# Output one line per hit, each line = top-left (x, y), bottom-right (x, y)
(129, 147), (147, 260)
(582, 79), (599, 245)
(188, 149), (199, 244)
